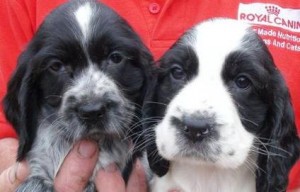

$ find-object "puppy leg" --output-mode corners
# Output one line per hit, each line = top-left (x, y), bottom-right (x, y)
(16, 177), (53, 192)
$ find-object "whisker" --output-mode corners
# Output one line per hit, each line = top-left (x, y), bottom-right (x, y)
(254, 137), (292, 157)
(143, 101), (168, 107)
(240, 117), (259, 127)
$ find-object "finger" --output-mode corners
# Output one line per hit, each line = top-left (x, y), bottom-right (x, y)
(54, 140), (99, 192)
(126, 160), (147, 192)
(0, 162), (29, 192)
(289, 189), (300, 192)
(95, 163), (125, 192)
(0, 138), (19, 172)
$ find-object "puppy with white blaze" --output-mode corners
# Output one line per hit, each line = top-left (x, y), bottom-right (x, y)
(143, 18), (300, 192)
(3, 0), (153, 191)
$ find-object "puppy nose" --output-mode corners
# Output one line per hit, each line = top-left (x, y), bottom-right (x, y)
(77, 102), (107, 122)
(182, 117), (213, 142)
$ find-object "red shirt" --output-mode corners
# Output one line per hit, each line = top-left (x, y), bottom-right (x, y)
(0, 0), (299, 189)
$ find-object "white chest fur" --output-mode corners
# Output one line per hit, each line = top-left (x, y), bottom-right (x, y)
(150, 161), (256, 192)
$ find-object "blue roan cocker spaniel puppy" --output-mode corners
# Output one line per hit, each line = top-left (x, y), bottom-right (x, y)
(3, 0), (152, 191)
(144, 18), (300, 192)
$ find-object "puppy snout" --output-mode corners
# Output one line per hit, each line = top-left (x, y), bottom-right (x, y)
(77, 102), (106, 121)
(172, 115), (215, 142)
(183, 117), (213, 142)
(76, 99), (117, 124)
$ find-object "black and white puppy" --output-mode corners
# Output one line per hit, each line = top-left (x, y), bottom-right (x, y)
(3, 0), (152, 191)
(144, 18), (300, 192)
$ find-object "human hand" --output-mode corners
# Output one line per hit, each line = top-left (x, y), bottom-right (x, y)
(289, 188), (300, 192)
(96, 158), (147, 192)
(0, 138), (29, 191)
(0, 161), (29, 191)
(0, 138), (147, 192)
(55, 140), (147, 192)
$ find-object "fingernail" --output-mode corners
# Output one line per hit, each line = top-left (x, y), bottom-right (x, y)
(8, 164), (17, 184)
(16, 162), (29, 181)
(135, 160), (142, 169)
(78, 140), (97, 158)
(104, 163), (118, 173)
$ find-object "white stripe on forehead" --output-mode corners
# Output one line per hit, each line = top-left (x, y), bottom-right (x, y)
(186, 19), (250, 82)
(74, 2), (93, 40)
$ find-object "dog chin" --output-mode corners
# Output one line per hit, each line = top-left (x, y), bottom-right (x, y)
(84, 128), (126, 141)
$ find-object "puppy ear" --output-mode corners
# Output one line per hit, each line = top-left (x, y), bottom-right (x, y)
(126, 46), (154, 152)
(3, 45), (40, 161)
(142, 67), (170, 177)
(138, 47), (154, 105)
(256, 70), (300, 191)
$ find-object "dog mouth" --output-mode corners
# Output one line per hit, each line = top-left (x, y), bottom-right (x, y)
(156, 114), (229, 164)
(176, 140), (221, 162)
(84, 130), (122, 141)
(84, 127), (127, 140)
(83, 128), (134, 151)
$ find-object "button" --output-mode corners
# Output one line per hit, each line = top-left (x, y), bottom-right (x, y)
(149, 3), (160, 14)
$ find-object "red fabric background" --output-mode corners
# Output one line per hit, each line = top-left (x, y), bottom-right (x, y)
(0, 0), (299, 189)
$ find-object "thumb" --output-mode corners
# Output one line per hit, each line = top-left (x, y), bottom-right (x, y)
(54, 140), (99, 192)
(0, 161), (29, 192)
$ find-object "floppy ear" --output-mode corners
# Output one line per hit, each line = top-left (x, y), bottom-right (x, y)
(124, 44), (154, 150)
(138, 46), (155, 106)
(256, 70), (300, 191)
(142, 66), (170, 177)
(122, 47), (155, 182)
(3, 45), (41, 161)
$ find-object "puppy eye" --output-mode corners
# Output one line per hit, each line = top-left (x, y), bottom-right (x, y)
(45, 95), (62, 107)
(235, 75), (251, 89)
(49, 61), (64, 72)
(171, 64), (186, 80)
(108, 51), (125, 64)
